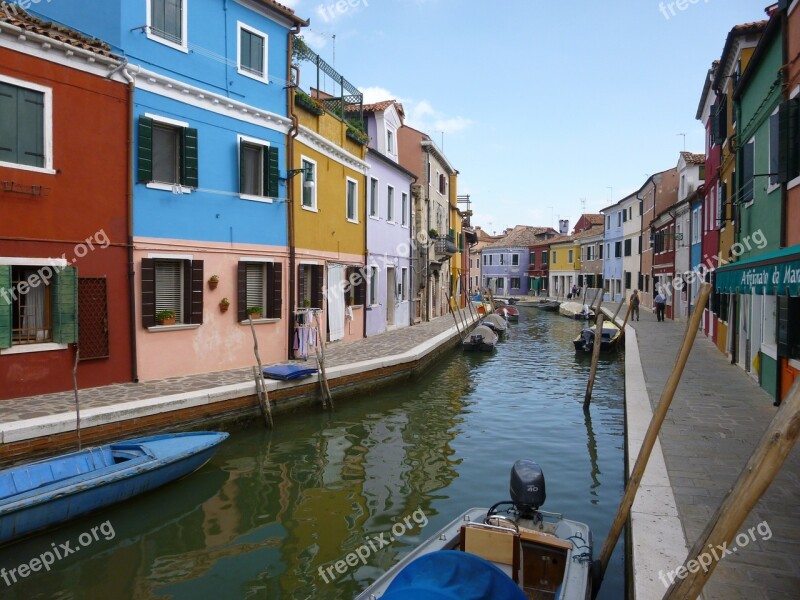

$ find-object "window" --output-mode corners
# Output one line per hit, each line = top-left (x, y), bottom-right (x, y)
(238, 23), (268, 82)
(606, 215), (611, 229)
(586, 245), (594, 261)
(617, 212), (622, 227)
(606, 243), (610, 258)
(148, 0), (186, 50)
(0, 77), (52, 172)
(615, 241), (622, 258)
(624, 239), (632, 257)
(499, 254), (505, 266)
(599, 244), (604, 259)
(400, 267), (408, 301)
(346, 178), (358, 222)
(438, 173), (447, 195)
(238, 136), (278, 199)
(489, 255), (494, 266)
(387, 186), (395, 222)
(778, 97), (800, 184)
(510, 277), (521, 289)
(369, 266), (379, 305)
(568, 249), (574, 264)
(401, 192), (408, 226)
(300, 157), (316, 210)
(138, 115), (198, 189)
(387, 129), (395, 154)
(298, 264), (324, 309)
(369, 178), (379, 217)
(496, 279), (504, 291)
(778, 295), (800, 360)
(768, 109), (779, 188)
(623, 210), (628, 223)
(345, 266), (367, 306)
(552, 251), (557, 263)
(0, 264), (77, 350)
(141, 257), (204, 327)
(541, 250), (548, 264)
(237, 261), (282, 321)
(741, 138), (754, 204)
(483, 255), (487, 266)
(511, 254), (519, 266)
(624, 271), (631, 290)
(529, 252), (535, 264)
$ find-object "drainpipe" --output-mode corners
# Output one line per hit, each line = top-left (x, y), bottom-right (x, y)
(108, 59), (140, 383)
(287, 26), (302, 360)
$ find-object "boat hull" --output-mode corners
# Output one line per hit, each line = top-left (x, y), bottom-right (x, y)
(0, 432), (228, 544)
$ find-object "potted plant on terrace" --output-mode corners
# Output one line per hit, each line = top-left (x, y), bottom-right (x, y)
(247, 306), (263, 320)
(208, 275), (219, 290)
(428, 228), (439, 239)
(295, 90), (325, 116)
(219, 297), (230, 313)
(156, 309), (176, 326)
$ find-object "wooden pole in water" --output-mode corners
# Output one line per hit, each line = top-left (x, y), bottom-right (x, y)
(664, 377), (800, 599)
(450, 296), (465, 341)
(72, 347), (81, 450)
(612, 298), (625, 321)
(583, 312), (604, 410)
(313, 311), (334, 410)
(249, 316), (273, 428)
(486, 288), (497, 312)
(597, 282), (711, 583)
(618, 301), (634, 341)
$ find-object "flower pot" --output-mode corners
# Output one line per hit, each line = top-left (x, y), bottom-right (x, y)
(220, 303), (230, 313)
(208, 280), (218, 290)
(248, 312), (262, 320)
(157, 316), (176, 326)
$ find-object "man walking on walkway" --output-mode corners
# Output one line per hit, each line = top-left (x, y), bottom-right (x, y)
(654, 290), (666, 322)
(630, 289), (640, 321)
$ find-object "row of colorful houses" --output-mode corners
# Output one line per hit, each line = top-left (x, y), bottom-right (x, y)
(0, 0), (468, 401)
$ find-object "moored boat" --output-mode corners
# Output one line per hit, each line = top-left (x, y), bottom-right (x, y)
(573, 321), (621, 352)
(481, 313), (508, 336)
(356, 460), (595, 600)
(536, 300), (561, 311)
(0, 431), (229, 544)
(496, 306), (519, 322)
(462, 324), (498, 352)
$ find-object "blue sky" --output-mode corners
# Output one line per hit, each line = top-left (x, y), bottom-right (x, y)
(286, 0), (769, 235)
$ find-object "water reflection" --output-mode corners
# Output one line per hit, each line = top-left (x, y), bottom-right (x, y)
(0, 309), (625, 600)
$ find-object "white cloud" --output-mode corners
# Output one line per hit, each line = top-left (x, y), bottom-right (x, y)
(357, 86), (472, 135)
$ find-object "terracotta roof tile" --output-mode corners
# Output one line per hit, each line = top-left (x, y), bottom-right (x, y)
(0, 2), (117, 58)
(486, 226), (557, 248)
(681, 151), (706, 165)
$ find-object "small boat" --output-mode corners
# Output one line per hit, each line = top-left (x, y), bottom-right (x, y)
(481, 313), (508, 337)
(573, 321), (621, 352)
(496, 306), (519, 322)
(536, 300), (561, 312)
(356, 460), (596, 600)
(0, 431), (228, 544)
(462, 324), (498, 352)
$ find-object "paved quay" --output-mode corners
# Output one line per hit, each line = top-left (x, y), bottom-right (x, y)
(629, 308), (800, 600)
(0, 309), (477, 452)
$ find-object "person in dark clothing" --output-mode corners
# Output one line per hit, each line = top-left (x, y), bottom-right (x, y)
(631, 289), (640, 321)
(655, 291), (666, 322)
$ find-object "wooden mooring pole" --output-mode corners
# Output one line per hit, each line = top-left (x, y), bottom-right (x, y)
(583, 313), (604, 410)
(596, 282), (711, 584)
(72, 347), (82, 450)
(313, 311), (334, 410)
(664, 376), (800, 599)
(450, 296), (465, 341)
(249, 317), (273, 428)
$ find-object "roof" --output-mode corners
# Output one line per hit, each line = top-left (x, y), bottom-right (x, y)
(712, 20), (768, 90)
(734, 13), (781, 101)
(485, 225), (557, 249)
(255, 0), (309, 25)
(695, 61), (719, 121)
(680, 151), (706, 166)
(0, 1), (118, 58)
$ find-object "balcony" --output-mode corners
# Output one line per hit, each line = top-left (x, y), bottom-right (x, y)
(433, 235), (457, 261)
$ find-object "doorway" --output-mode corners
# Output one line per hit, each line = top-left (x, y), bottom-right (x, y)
(386, 267), (396, 327)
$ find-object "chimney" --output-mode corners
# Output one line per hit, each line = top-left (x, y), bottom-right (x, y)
(559, 219), (569, 235)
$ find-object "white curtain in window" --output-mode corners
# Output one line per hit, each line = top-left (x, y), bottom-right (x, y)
(327, 264), (345, 341)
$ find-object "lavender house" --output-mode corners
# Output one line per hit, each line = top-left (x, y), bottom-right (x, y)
(481, 226), (557, 298)
(363, 101), (416, 336)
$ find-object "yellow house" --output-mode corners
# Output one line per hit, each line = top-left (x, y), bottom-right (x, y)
(289, 87), (368, 347)
(549, 237), (581, 297)
(713, 23), (764, 356)
(448, 172), (464, 305)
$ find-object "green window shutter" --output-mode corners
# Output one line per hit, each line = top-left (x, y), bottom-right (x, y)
(312, 265), (324, 309)
(18, 87), (45, 168)
(189, 260), (204, 324)
(52, 266), (78, 344)
(266, 146), (279, 198)
(237, 262), (247, 322)
(239, 140), (246, 194)
(0, 83), (18, 165)
(138, 116), (153, 183)
(0, 265), (11, 349)
(779, 98), (800, 184)
(181, 127), (199, 188)
(268, 262), (282, 319)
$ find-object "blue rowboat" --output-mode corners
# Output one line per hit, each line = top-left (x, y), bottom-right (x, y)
(0, 431), (228, 545)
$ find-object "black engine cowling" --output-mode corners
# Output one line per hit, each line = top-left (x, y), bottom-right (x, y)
(510, 459), (546, 516)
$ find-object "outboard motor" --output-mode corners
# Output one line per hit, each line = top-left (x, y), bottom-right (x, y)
(509, 459), (546, 518)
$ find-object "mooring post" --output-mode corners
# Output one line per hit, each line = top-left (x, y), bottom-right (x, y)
(249, 316), (273, 428)
(618, 300), (634, 341)
(450, 296), (465, 341)
(72, 347), (81, 450)
(612, 298), (625, 321)
(583, 313), (604, 410)
(596, 283), (711, 586)
(664, 377), (800, 599)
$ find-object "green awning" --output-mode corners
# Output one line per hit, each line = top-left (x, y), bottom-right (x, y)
(715, 245), (800, 295)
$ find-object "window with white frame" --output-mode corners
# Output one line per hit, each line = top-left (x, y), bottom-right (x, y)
(238, 135), (278, 199)
(148, 0), (187, 50)
(499, 254), (505, 265)
(511, 254), (519, 266)
(155, 259), (185, 323)
(369, 266), (379, 305)
(301, 157), (316, 210)
(369, 177), (379, 217)
(400, 267), (408, 301)
(387, 129), (395, 154)
(346, 178), (358, 222)
(401, 192), (408, 226)
(769, 108), (779, 188)
(0, 76), (52, 172)
(138, 114), (198, 189)
(238, 261), (282, 320)
(238, 23), (268, 82)
(387, 185), (394, 222)
(483, 255), (487, 266)
(568, 249), (574, 263)
(510, 277), (521, 289)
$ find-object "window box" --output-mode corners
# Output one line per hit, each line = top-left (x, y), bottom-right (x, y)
(346, 127), (369, 145)
(295, 91), (325, 115)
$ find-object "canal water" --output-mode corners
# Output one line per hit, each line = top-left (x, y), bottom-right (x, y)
(0, 309), (626, 599)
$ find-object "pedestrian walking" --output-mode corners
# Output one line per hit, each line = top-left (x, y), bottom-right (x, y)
(630, 289), (640, 321)
(654, 291), (666, 322)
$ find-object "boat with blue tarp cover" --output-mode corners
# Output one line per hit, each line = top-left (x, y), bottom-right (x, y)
(0, 431), (228, 545)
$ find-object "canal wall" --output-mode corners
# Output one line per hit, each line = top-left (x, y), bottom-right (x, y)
(601, 307), (692, 600)
(0, 313), (478, 467)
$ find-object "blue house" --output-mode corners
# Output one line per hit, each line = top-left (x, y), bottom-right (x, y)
(601, 203), (625, 302)
(32, 0), (308, 380)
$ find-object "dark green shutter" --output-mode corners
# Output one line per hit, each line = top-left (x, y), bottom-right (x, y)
(312, 266), (324, 309)
(237, 262), (247, 322)
(298, 265), (306, 307)
(181, 127), (199, 188)
(239, 140), (247, 194)
(778, 98), (800, 184)
(0, 83), (17, 165)
(266, 146), (279, 198)
(138, 116), (154, 183)
(0, 265), (11, 349)
(52, 266), (78, 344)
(269, 263), (282, 319)
(18, 88), (44, 168)
(141, 258), (156, 328)
(190, 260), (204, 324)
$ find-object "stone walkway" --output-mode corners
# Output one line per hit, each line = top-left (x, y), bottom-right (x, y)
(0, 309), (476, 424)
(632, 309), (800, 599)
